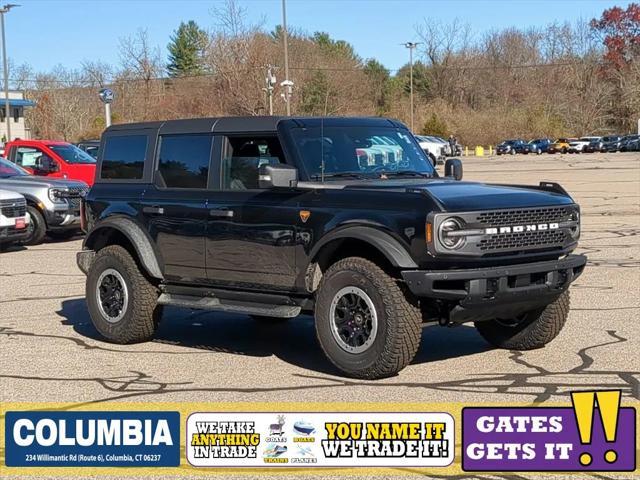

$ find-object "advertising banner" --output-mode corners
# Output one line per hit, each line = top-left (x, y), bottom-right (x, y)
(186, 412), (454, 467)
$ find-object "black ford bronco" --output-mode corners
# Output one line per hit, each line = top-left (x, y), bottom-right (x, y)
(77, 116), (586, 379)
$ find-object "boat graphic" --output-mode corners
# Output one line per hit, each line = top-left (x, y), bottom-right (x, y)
(293, 421), (316, 436)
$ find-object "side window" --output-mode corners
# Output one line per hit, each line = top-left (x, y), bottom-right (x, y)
(221, 136), (285, 190)
(101, 135), (147, 180)
(157, 134), (212, 189)
(15, 147), (44, 168)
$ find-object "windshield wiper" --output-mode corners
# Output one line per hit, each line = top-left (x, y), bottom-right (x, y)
(312, 172), (367, 181)
(380, 170), (433, 178)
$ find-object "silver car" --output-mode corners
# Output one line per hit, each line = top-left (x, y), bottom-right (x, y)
(0, 157), (88, 245)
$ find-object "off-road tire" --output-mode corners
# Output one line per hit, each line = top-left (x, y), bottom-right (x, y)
(22, 206), (47, 246)
(86, 245), (159, 344)
(314, 257), (422, 379)
(474, 291), (570, 350)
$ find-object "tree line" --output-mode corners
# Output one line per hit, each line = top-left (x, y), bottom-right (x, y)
(13, 1), (640, 146)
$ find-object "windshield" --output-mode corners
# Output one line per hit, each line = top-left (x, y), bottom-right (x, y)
(290, 126), (436, 179)
(0, 157), (29, 178)
(49, 144), (96, 164)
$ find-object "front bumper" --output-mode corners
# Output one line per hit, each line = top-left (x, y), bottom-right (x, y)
(0, 225), (29, 243)
(45, 205), (81, 230)
(402, 254), (586, 323)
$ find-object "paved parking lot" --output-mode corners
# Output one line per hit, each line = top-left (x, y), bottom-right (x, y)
(1, 152), (639, 478)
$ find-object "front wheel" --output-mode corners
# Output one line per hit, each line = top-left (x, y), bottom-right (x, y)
(474, 291), (570, 350)
(314, 257), (422, 379)
(86, 245), (159, 344)
(22, 206), (47, 246)
(537, 148), (542, 155)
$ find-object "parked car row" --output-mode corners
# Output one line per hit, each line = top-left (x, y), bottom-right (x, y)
(0, 187), (30, 248)
(497, 134), (640, 155)
(0, 138), (93, 248)
(414, 135), (461, 165)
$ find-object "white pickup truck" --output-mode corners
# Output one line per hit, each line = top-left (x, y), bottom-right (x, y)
(0, 189), (29, 246)
(415, 135), (447, 166)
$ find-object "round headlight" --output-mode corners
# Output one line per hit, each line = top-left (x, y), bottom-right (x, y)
(438, 217), (465, 250)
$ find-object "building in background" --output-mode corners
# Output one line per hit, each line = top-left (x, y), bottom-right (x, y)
(0, 91), (35, 142)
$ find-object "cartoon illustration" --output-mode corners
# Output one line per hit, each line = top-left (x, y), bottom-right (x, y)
(264, 444), (288, 458)
(269, 415), (286, 436)
(293, 420), (316, 436)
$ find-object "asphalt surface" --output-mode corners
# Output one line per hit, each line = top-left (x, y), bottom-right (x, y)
(1, 151), (639, 479)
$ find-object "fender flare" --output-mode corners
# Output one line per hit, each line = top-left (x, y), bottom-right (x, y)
(310, 226), (418, 269)
(84, 216), (164, 279)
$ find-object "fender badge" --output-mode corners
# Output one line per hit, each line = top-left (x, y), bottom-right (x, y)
(299, 210), (311, 223)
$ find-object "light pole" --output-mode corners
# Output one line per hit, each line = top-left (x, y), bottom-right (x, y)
(403, 42), (420, 132)
(263, 65), (276, 115)
(99, 88), (114, 128)
(281, 0), (292, 115)
(0, 4), (19, 142)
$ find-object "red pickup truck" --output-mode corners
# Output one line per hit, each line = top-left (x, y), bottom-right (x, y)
(5, 140), (97, 185)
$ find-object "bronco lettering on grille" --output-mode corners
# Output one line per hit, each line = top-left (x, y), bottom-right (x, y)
(484, 223), (559, 235)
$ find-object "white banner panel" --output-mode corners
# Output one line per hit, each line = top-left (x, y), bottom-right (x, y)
(186, 412), (454, 468)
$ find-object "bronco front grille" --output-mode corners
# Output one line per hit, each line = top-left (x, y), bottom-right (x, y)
(479, 230), (566, 251)
(476, 207), (573, 227)
(432, 205), (579, 257)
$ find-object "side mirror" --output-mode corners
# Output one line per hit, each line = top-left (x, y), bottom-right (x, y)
(259, 163), (298, 189)
(36, 155), (58, 173)
(445, 158), (463, 180)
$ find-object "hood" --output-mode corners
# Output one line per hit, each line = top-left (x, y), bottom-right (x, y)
(415, 180), (573, 211)
(343, 178), (573, 211)
(0, 175), (88, 189)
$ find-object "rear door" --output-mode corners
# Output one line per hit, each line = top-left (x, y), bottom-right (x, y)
(205, 134), (301, 291)
(140, 131), (214, 284)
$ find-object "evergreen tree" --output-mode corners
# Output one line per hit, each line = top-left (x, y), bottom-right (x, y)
(167, 21), (208, 77)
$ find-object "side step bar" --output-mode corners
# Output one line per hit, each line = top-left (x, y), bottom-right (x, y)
(157, 293), (302, 318)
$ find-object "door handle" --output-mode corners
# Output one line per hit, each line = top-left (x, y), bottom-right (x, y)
(210, 208), (234, 218)
(143, 206), (164, 214)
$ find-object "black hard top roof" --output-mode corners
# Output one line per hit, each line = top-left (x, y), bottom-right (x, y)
(104, 116), (408, 135)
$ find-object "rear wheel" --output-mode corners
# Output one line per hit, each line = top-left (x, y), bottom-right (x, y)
(315, 257), (422, 379)
(474, 291), (570, 350)
(86, 245), (159, 344)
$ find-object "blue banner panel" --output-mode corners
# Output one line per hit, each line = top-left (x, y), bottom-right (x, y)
(5, 411), (180, 467)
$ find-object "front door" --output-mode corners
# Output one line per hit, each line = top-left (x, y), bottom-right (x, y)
(11, 145), (63, 179)
(205, 135), (301, 291)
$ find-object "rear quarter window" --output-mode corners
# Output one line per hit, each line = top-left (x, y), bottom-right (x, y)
(101, 135), (148, 180)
